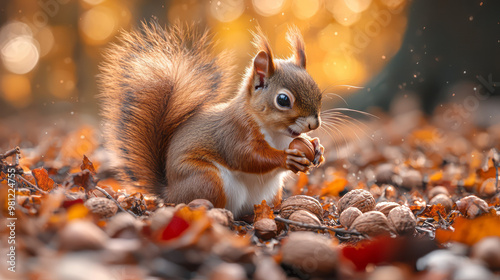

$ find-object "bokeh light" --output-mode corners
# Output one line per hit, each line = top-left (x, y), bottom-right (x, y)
(326, 0), (361, 27)
(1, 74), (32, 108)
(380, 0), (405, 9)
(292, 0), (320, 20)
(253, 0), (285, 17)
(79, 6), (117, 45)
(210, 0), (245, 22)
(0, 22), (40, 74)
(344, 0), (372, 13)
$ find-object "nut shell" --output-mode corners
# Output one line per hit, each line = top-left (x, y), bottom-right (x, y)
(59, 221), (108, 251)
(84, 197), (118, 218)
(280, 195), (323, 220)
(254, 218), (277, 240)
(349, 211), (392, 237)
(289, 210), (322, 231)
(337, 189), (375, 214)
(289, 137), (315, 161)
(428, 193), (453, 213)
(281, 232), (337, 275)
(207, 208), (234, 227)
(387, 206), (417, 235)
(471, 236), (500, 270)
(428, 186), (450, 199)
(339, 207), (362, 228)
(375, 202), (401, 216)
(456, 195), (489, 219)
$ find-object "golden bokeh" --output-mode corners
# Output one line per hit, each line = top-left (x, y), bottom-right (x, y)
(292, 0), (320, 20)
(253, 0), (286, 17)
(79, 6), (117, 45)
(1, 74), (32, 108)
(210, 0), (245, 22)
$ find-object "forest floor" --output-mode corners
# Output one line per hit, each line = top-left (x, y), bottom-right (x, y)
(1, 106), (500, 280)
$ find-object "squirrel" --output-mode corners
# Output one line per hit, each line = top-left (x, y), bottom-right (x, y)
(99, 21), (324, 217)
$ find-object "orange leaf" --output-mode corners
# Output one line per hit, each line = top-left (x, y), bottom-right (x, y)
(417, 205), (447, 220)
(80, 155), (96, 175)
(253, 200), (274, 222)
(436, 215), (500, 246)
(32, 167), (55, 191)
(321, 178), (348, 197)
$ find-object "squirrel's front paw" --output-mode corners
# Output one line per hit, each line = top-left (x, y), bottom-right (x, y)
(285, 149), (312, 173)
(310, 137), (325, 166)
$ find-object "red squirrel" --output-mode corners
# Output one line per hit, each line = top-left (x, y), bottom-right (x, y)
(99, 22), (324, 217)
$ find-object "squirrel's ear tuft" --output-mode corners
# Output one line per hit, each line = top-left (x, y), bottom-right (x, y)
(251, 27), (275, 89)
(286, 26), (306, 69)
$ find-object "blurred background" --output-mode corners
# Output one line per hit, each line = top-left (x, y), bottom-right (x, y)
(0, 0), (499, 150)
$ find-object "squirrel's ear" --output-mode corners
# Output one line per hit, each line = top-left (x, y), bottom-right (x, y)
(287, 26), (306, 69)
(254, 51), (274, 88)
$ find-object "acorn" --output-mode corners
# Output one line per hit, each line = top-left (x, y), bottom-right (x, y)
(289, 137), (315, 161)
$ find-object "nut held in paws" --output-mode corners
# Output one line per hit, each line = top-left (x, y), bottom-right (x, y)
(288, 137), (315, 161)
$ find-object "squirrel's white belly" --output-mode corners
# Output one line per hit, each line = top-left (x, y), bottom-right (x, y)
(214, 163), (288, 217)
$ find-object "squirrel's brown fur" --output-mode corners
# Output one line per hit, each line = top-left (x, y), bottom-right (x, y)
(99, 21), (236, 192)
(99, 21), (324, 216)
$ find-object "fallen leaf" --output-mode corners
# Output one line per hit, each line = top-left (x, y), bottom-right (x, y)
(436, 216), (500, 246)
(32, 167), (55, 191)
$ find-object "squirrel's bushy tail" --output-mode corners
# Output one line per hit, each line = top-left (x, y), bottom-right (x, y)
(99, 21), (235, 191)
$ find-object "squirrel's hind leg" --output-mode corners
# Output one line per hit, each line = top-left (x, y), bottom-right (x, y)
(165, 167), (227, 209)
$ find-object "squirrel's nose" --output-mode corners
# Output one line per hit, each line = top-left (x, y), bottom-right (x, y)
(307, 114), (320, 130)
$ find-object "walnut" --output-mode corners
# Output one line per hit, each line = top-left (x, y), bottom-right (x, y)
(456, 195), (489, 219)
(375, 202), (400, 216)
(339, 207), (362, 228)
(428, 193), (453, 213)
(207, 208), (234, 227)
(84, 197), (118, 218)
(337, 189), (375, 214)
(281, 232), (337, 275)
(280, 195), (323, 220)
(349, 211), (392, 237)
(288, 210), (322, 231)
(254, 218), (277, 240)
(387, 206), (417, 235)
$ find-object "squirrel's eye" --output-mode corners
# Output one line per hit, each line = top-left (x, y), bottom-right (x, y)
(276, 93), (291, 108)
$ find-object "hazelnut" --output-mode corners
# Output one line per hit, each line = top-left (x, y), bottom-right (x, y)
(375, 202), (401, 216)
(289, 137), (315, 161)
(428, 186), (449, 199)
(339, 207), (362, 228)
(471, 236), (500, 270)
(84, 197), (118, 218)
(456, 195), (489, 219)
(349, 211), (392, 237)
(428, 193), (453, 213)
(289, 210), (322, 231)
(59, 221), (108, 251)
(383, 185), (398, 200)
(254, 218), (277, 240)
(387, 206), (416, 235)
(280, 195), (323, 220)
(337, 189), (375, 214)
(281, 232), (337, 275)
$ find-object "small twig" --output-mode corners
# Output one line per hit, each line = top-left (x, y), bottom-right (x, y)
(94, 186), (138, 218)
(415, 226), (434, 234)
(0, 147), (20, 160)
(274, 216), (366, 237)
(17, 175), (48, 194)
